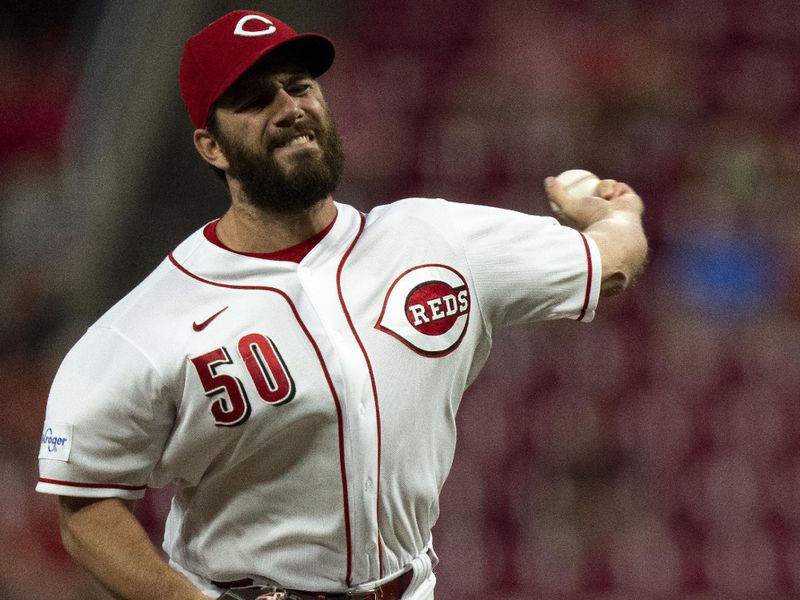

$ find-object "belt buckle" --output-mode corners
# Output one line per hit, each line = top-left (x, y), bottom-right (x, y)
(345, 589), (377, 600)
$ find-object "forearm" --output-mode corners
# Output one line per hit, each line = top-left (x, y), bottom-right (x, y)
(584, 210), (647, 296)
(58, 496), (210, 600)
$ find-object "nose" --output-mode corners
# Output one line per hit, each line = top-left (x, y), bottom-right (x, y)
(273, 88), (303, 127)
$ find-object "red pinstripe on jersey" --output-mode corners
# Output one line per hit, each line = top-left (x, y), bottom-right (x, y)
(334, 213), (385, 577)
(167, 252), (355, 586)
(37, 477), (147, 491)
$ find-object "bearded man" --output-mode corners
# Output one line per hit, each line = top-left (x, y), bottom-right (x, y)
(37, 10), (647, 600)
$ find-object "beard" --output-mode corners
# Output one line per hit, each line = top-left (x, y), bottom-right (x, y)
(218, 111), (345, 214)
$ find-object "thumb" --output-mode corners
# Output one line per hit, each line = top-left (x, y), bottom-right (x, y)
(544, 176), (573, 213)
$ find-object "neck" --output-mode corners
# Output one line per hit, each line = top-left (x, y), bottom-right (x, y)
(216, 194), (337, 254)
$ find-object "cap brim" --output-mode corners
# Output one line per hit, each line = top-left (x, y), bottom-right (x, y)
(273, 34), (335, 78)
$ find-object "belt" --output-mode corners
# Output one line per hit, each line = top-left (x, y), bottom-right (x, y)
(213, 568), (413, 600)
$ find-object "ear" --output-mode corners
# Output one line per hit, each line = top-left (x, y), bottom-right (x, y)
(193, 128), (230, 171)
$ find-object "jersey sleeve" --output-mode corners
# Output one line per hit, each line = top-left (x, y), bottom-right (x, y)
(445, 200), (602, 328)
(36, 325), (174, 499)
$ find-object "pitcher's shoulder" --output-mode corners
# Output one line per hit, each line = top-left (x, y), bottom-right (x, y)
(364, 197), (451, 226)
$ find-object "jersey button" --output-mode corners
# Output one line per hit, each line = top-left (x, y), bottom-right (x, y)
(364, 477), (374, 492)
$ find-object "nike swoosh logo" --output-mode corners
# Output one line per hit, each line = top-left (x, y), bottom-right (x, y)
(192, 307), (229, 332)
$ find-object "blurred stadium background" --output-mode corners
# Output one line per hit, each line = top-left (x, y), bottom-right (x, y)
(3, 1), (800, 598)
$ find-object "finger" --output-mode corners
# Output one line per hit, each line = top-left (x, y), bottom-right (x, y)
(615, 182), (634, 195)
(599, 180), (636, 200)
(544, 176), (573, 209)
(597, 179), (617, 199)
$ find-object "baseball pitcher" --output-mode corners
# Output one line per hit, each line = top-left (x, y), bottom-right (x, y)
(37, 10), (647, 600)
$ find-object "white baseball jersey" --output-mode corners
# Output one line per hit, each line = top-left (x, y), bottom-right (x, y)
(37, 198), (600, 593)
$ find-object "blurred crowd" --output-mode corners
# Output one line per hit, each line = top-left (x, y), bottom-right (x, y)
(2, 1), (800, 599)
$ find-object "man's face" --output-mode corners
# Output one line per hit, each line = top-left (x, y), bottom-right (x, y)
(209, 57), (344, 214)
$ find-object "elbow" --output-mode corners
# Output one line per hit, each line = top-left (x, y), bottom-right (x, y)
(60, 526), (81, 560)
(600, 271), (629, 297)
(599, 242), (648, 297)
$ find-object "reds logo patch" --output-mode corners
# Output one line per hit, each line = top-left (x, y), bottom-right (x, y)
(376, 264), (470, 356)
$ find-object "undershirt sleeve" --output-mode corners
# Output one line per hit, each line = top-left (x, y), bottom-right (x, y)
(36, 326), (174, 499)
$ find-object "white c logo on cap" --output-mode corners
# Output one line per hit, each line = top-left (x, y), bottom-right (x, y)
(234, 15), (277, 37)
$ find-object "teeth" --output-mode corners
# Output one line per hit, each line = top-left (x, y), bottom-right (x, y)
(286, 135), (311, 146)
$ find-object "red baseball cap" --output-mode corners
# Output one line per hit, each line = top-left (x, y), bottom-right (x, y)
(179, 10), (335, 128)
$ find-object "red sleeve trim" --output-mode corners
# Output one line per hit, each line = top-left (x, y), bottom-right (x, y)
(577, 232), (593, 322)
(38, 477), (147, 491)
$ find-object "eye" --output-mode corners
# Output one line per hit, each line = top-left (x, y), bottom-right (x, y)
(236, 95), (270, 112)
(287, 82), (312, 96)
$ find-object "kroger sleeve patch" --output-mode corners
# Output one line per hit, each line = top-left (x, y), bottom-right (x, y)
(39, 422), (73, 461)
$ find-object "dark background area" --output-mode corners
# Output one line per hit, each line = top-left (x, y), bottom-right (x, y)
(2, 2), (800, 598)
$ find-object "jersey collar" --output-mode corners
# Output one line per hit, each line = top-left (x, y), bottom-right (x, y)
(202, 213), (337, 264)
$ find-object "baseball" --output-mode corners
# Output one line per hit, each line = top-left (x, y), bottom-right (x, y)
(550, 169), (601, 212)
